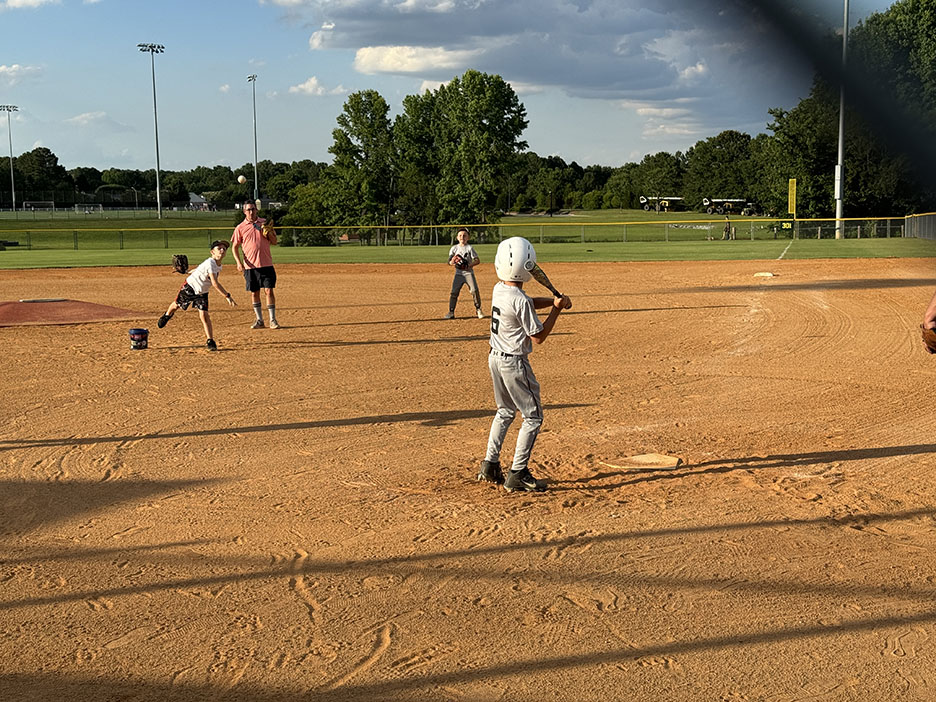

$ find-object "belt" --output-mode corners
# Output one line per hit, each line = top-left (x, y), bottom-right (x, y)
(490, 349), (521, 358)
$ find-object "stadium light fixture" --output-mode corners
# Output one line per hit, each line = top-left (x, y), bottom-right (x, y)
(138, 42), (165, 219)
(0, 105), (17, 215)
(834, 0), (849, 239)
(247, 74), (259, 204)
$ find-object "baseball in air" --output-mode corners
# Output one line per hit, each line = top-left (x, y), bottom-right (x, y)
(237, 175), (247, 184)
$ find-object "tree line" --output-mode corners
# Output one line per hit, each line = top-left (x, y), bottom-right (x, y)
(2, 0), (933, 226)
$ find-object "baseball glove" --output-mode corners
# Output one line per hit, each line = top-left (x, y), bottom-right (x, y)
(452, 253), (465, 268)
(921, 325), (936, 354)
(172, 254), (189, 275)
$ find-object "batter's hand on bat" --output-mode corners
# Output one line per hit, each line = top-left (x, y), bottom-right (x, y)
(553, 295), (572, 310)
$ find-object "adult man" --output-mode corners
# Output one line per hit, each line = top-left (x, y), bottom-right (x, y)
(231, 202), (279, 329)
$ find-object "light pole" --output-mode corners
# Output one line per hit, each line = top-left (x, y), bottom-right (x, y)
(130, 186), (139, 210)
(247, 74), (259, 205)
(0, 105), (17, 215)
(138, 43), (164, 219)
(834, 0), (849, 239)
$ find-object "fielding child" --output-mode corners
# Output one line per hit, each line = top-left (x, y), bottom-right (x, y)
(157, 240), (236, 351)
(477, 236), (571, 492)
(444, 227), (484, 319)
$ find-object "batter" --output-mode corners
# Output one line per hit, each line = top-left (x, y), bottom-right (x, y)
(477, 237), (572, 492)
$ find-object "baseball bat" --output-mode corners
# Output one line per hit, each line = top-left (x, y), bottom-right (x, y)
(527, 262), (572, 309)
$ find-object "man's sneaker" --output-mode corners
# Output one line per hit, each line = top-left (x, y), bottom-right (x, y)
(477, 459), (504, 484)
(206, 338), (218, 352)
(157, 313), (172, 329)
(476, 309), (485, 319)
(269, 320), (281, 329)
(251, 319), (264, 329)
(503, 468), (547, 493)
(443, 312), (455, 320)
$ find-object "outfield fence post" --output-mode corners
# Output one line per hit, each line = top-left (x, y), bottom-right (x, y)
(581, 224), (585, 243)
(887, 219), (891, 238)
(539, 225), (543, 244)
(750, 222), (754, 240)
(119, 231), (124, 250)
(73, 231), (78, 250)
(665, 222), (669, 242)
(622, 223), (627, 242)
(164, 230), (168, 248)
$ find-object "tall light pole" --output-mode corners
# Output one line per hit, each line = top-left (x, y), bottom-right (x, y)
(247, 74), (259, 205)
(138, 43), (164, 219)
(0, 105), (17, 214)
(834, 0), (849, 239)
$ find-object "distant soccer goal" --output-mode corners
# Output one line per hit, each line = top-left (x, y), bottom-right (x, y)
(22, 201), (55, 211)
(74, 204), (104, 214)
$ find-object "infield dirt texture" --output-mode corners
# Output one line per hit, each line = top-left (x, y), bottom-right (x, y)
(2, 259), (936, 701)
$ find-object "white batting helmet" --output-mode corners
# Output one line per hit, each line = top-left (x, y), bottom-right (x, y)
(495, 236), (536, 282)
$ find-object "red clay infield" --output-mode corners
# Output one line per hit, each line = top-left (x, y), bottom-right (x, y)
(0, 299), (142, 326)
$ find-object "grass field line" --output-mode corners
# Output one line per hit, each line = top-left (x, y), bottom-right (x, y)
(778, 241), (794, 260)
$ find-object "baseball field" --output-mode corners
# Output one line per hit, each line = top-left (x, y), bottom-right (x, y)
(2, 256), (936, 700)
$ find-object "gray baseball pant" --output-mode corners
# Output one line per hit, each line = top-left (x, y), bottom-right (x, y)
(485, 352), (543, 473)
(450, 270), (481, 312)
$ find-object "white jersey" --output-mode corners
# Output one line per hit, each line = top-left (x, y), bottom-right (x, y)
(489, 282), (543, 356)
(448, 243), (478, 269)
(186, 257), (221, 295)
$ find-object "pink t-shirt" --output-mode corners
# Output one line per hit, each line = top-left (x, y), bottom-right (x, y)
(231, 218), (274, 269)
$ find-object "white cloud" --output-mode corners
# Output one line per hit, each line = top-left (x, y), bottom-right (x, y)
(419, 79), (444, 93)
(288, 76), (345, 96)
(0, 63), (42, 86)
(354, 45), (482, 74)
(65, 111), (132, 132)
(219, 84), (230, 93)
(310, 21), (337, 50)
(395, 0), (455, 12)
(0, 0), (59, 8)
(506, 80), (544, 96)
(678, 61), (707, 82)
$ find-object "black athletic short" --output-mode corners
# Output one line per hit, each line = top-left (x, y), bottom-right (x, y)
(175, 283), (209, 311)
(243, 266), (276, 292)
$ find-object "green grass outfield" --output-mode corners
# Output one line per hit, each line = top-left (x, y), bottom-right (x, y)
(2, 238), (936, 269)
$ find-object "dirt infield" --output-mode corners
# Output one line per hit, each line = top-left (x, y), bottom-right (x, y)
(0, 299), (142, 327)
(2, 259), (936, 701)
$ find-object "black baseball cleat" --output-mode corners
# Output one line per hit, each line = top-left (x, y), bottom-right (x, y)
(477, 459), (504, 484)
(206, 338), (218, 352)
(157, 313), (172, 329)
(503, 468), (547, 492)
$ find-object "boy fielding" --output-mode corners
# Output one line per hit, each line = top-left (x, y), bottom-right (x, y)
(478, 237), (571, 492)
(157, 240), (236, 351)
(444, 227), (484, 319)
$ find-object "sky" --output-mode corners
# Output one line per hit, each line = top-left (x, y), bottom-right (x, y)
(0, 0), (896, 173)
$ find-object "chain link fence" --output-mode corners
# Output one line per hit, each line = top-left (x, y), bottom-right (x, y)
(0, 215), (926, 251)
(905, 213), (936, 239)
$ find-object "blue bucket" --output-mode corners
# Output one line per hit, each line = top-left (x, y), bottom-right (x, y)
(129, 328), (149, 350)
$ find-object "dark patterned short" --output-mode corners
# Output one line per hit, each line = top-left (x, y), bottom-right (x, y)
(175, 283), (209, 311)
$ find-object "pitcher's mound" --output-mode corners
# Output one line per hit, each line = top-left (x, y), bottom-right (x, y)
(0, 299), (143, 327)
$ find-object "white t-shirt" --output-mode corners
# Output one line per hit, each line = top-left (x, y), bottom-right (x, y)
(186, 257), (221, 295)
(489, 282), (543, 356)
(448, 243), (478, 270)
